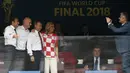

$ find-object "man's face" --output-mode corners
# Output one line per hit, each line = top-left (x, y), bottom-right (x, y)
(12, 18), (19, 28)
(93, 48), (101, 57)
(35, 22), (42, 32)
(23, 18), (32, 28)
(119, 13), (127, 23)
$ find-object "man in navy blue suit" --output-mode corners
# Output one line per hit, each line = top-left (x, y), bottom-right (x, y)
(106, 12), (130, 73)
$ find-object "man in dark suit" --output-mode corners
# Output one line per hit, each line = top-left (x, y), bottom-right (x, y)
(106, 12), (130, 73)
(83, 46), (107, 70)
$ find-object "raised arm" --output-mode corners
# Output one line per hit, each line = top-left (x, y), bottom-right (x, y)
(106, 17), (129, 33)
(108, 23), (129, 33)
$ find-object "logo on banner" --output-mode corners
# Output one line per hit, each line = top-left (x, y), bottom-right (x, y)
(54, 0), (111, 16)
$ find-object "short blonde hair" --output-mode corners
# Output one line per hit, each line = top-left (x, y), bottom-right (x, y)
(45, 22), (54, 33)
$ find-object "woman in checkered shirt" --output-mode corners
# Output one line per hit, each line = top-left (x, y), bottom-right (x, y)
(42, 22), (59, 73)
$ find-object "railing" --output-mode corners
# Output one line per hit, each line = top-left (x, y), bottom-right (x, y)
(0, 36), (128, 73)
(0, 36), (119, 58)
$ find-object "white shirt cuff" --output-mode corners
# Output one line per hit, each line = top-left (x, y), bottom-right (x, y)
(108, 22), (112, 25)
(29, 53), (33, 56)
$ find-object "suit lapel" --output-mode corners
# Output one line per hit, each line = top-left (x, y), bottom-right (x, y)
(121, 22), (128, 27)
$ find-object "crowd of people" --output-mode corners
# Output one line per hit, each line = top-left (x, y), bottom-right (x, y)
(4, 17), (59, 73)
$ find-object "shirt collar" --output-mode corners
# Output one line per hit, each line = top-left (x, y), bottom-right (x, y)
(94, 56), (100, 60)
(122, 24), (125, 26)
(21, 25), (29, 31)
(35, 30), (39, 33)
(122, 22), (128, 26)
(10, 25), (15, 29)
(46, 33), (53, 36)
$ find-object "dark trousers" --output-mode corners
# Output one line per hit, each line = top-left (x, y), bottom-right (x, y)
(25, 51), (42, 71)
(4, 45), (28, 72)
(16, 49), (28, 71)
(4, 45), (16, 72)
(121, 52), (130, 73)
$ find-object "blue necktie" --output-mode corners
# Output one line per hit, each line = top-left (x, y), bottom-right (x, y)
(93, 57), (98, 70)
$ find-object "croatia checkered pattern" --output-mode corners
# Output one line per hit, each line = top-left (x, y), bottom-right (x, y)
(42, 32), (58, 58)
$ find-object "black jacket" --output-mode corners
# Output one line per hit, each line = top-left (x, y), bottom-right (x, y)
(83, 55), (107, 70)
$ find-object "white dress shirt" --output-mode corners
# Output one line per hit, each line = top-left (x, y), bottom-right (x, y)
(122, 23), (125, 26)
(16, 26), (30, 50)
(108, 23), (125, 26)
(4, 25), (17, 47)
(27, 30), (43, 56)
(108, 22), (113, 25)
(94, 57), (100, 70)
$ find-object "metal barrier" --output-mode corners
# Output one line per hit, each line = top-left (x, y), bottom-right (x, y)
(0, 36), (125, 73)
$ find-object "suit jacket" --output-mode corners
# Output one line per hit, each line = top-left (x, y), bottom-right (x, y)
(83, 56), (107, 70)
(108, 22), (130, 54)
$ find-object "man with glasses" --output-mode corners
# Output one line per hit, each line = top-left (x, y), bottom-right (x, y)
(106, 12), (130, 73)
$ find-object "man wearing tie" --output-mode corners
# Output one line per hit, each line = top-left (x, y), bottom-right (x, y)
(83, 46), (107, 70)
(106, 12), (130, 73)
(27, 21), (43, 70)
(4, 17), (19, 72)
(16, 17), (32, 70)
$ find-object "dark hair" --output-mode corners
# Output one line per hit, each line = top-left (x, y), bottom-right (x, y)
(34, 20), (41, 25)
(93, 45), (101, 50)
(10, 17), (19, 24)
(121, 12), (129, 20)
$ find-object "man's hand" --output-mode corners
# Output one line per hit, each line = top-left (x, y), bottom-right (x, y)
(13, 34), (19, 38)
(30, 56), (35, 62)
(106, 17), (112, 24)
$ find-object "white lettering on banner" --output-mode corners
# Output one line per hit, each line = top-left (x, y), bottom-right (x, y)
(58, 1), (106, 6)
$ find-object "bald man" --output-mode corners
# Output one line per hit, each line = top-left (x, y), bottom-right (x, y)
(16, 17), (32, 70)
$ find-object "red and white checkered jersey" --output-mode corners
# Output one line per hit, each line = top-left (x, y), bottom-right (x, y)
(42, 32), (58, 58)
